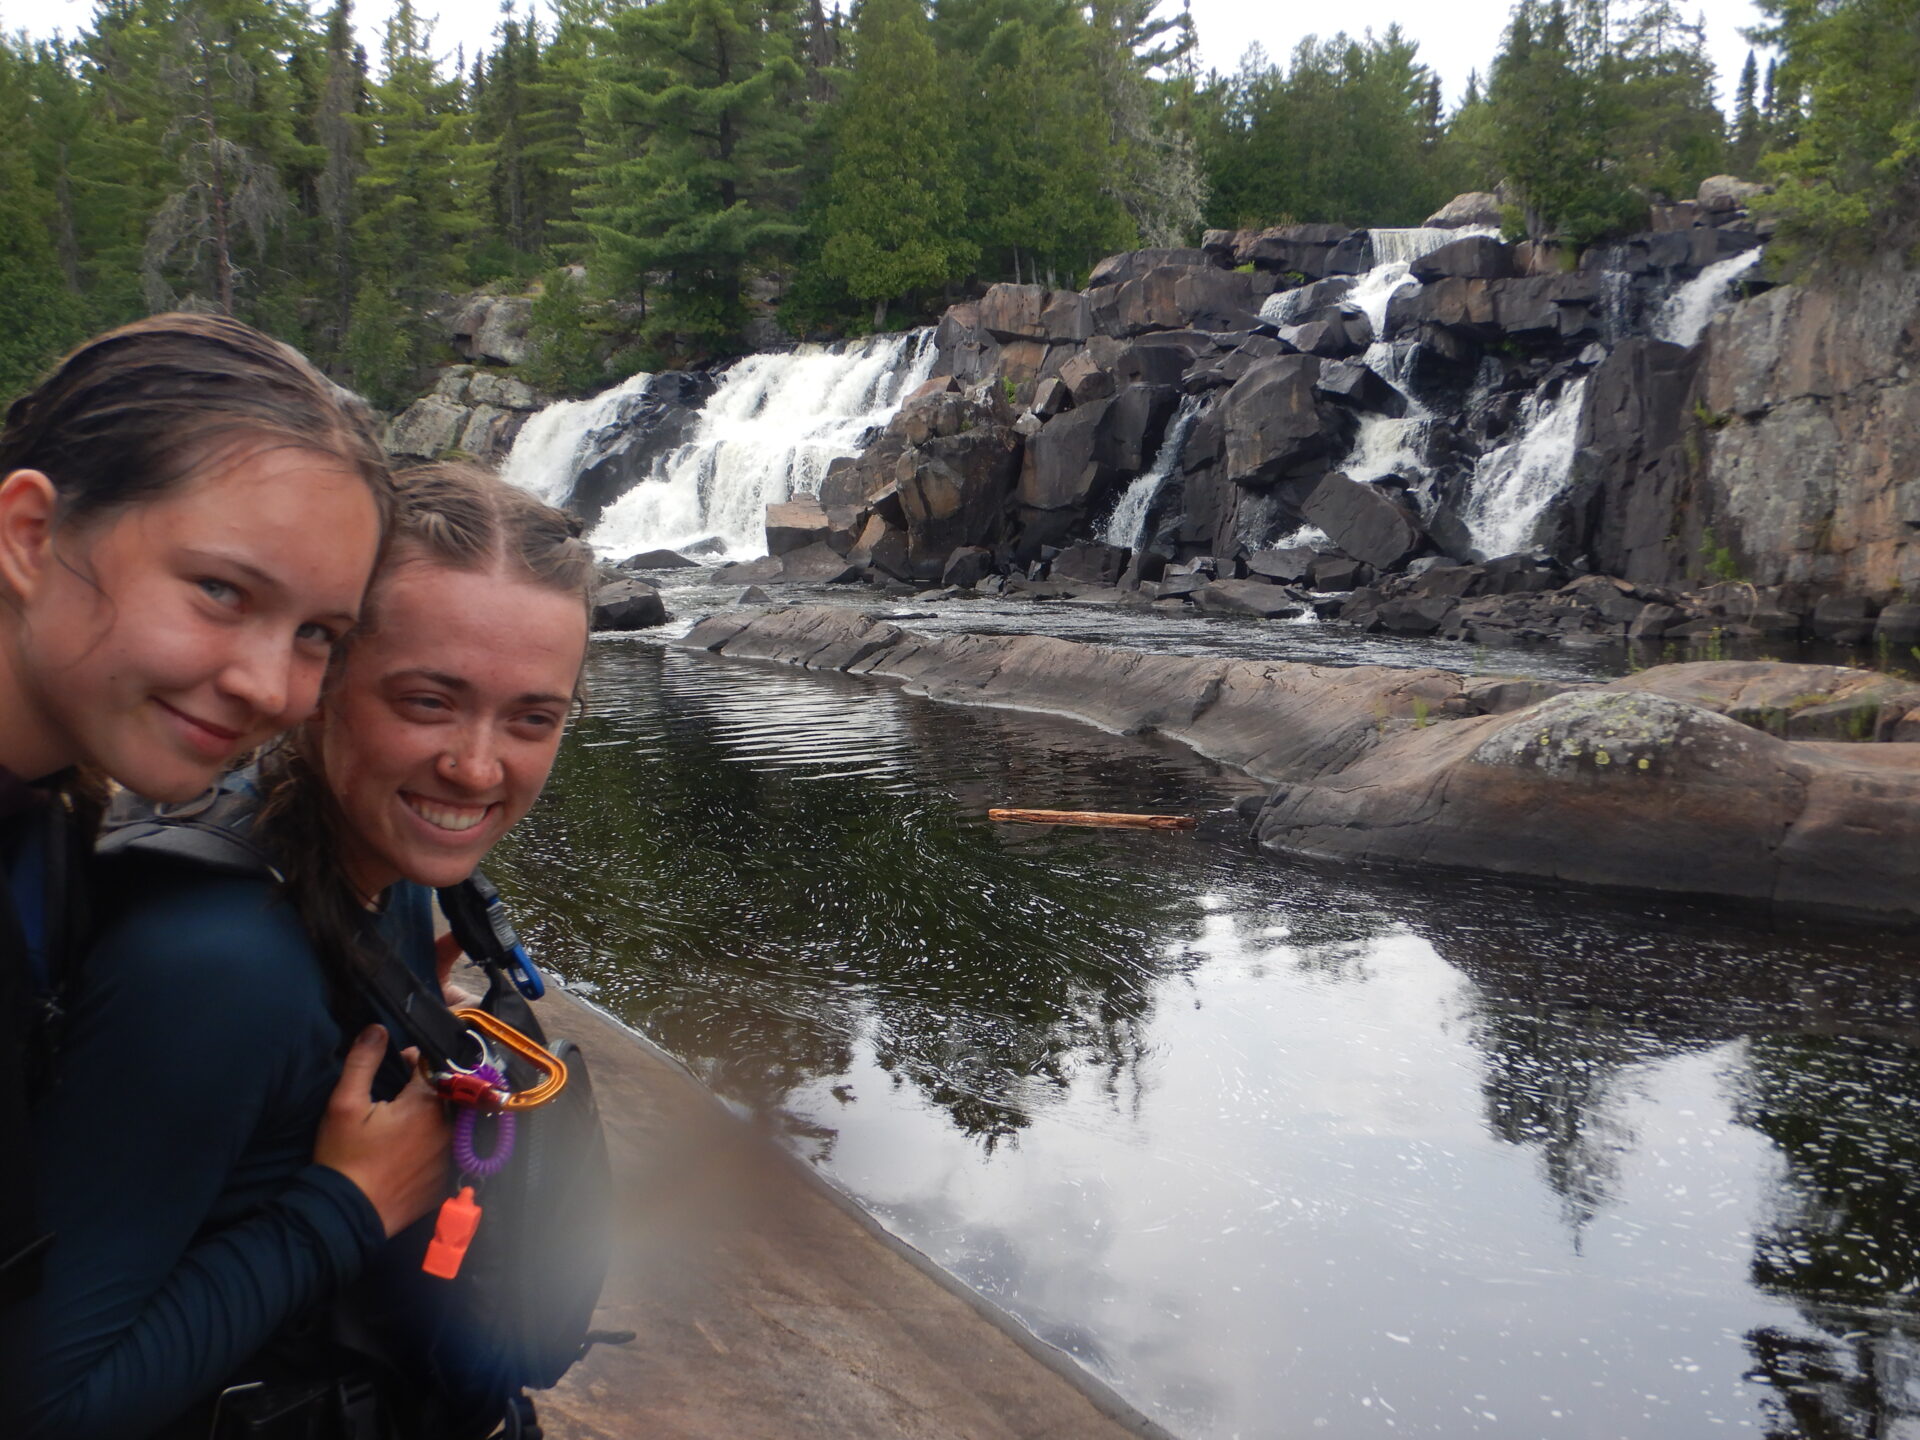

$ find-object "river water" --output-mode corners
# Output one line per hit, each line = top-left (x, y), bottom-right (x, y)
(491, 633), (1920, 1440)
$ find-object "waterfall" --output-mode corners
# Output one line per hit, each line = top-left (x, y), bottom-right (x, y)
(1100, 395), (1206, 550)
(1653, 249), (1762, 348)
(1368, 226), (1496, 267)
(500, 370), (656, 506)
(1460, 377), (1589, 558)
(505, 329), (937, 559)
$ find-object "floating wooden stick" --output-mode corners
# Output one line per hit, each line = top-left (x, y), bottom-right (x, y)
(988, 808), (1197, 831)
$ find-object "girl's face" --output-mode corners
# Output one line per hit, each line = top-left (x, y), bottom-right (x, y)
(0, 441), (382, 801)
(315, 557), (588, 898)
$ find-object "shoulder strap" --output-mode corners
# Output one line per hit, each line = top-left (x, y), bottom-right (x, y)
(96, 784), (282, 880)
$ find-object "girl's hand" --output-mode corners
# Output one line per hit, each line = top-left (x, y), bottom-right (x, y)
(314, 1026), (451, 1237)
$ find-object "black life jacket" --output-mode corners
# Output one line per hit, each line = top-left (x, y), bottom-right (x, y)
(1, 778), (94, 1312)
(98, 786), (617, 1438)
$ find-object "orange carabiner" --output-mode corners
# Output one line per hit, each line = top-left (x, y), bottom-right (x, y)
(451, 1008), (569, 1110)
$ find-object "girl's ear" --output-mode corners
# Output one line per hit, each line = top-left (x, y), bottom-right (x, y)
(0, 470), (60, 603)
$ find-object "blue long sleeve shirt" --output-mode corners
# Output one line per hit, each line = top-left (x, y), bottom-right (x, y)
(13, 864), (436, 1439)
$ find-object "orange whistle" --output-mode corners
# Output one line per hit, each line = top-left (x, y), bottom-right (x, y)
(422, 1186), (483, 1279)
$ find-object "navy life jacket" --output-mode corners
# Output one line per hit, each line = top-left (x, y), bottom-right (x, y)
(1, 780), (94, 1311)
(98, 785), (617, 1438)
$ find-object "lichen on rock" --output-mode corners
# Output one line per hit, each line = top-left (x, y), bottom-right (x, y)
(1470, 689), (1748, 777)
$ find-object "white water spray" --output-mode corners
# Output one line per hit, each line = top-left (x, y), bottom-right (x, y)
(1100, 395), (1206, 550)
(500, 370), (656, 506)
(1461, 378), (1589, 558)
(1653, 249), (1762, 348)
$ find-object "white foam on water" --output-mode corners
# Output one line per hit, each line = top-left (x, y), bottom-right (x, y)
(1653, 249), (1763, 348)
(1460, 377), (1589, 558)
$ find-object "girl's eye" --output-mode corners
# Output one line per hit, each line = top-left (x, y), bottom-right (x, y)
(295, 621), (339, 647)
(198, 577), (241, 607)
(401, 694), (451, 715)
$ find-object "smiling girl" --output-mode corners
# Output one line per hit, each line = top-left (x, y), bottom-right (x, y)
(19, 462), (597, 1437)
(0, 317), (452, 1434)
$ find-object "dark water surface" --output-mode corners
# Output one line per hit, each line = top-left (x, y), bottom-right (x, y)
(493, 638), (1920, 1440)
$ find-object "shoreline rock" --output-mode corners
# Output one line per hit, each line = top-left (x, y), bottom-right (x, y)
(676, 605), (1920, 925)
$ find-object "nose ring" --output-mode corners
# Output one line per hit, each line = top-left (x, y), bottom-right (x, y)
(445, 755), (458, 771)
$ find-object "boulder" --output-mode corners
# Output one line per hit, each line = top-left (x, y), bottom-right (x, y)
(1032, 377), (1071, 418)
(1874, 602), (1920, 647)
(457, 404), (521, 460)
(620, 548), (700, 570)
(1314, 359), (1408, 416)
(386, 396), (467, 459)
(466, 372), (540, 409)
(1058, 352), (1115, 405)
(778, 541), (864, 584)
(978, 283), (1049, 341)
(1696, 175), (1768, 212)
(896, 425), (1024, 579)
(1038, 291), (1094, 343)
(1220, 355), (1337, 484)
(470, 298), (533, 366)
(1194, 579), (1308, 618)
(713, 555), (785, 585)
(736, 586), (772, 605)
(765, 497), (832, 556)
(1309, 556), (1371, 590)
(1097, 384), (1180, 473)
(1088, 248), (1216, 288)
(1301, 474), (1424, 570)
(591, 577), (667, 630)
(1051, 542), (1132, 586)
(848, 514), (912, 580)
(1244, 546), (1319, 583)
(1424, 192), (1504, 229)
(1276, 319), (1362, 359)
(942, 546), (995, 589)
(1018, 398), (1118, 514)
(1410, 235), (1515, 283)
(1235, 224), (1365, 278)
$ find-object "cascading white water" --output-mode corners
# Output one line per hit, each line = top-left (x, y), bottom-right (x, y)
(1368, 226), (1492, 267)
(1262, 232), (1495, 485)
(1653, 249), (1762, 348)
(506, 330), (938, 558)
(1460, 377), (1589, 558)
(1100, 395), (1206, 550)
(500, 370), (656, 506)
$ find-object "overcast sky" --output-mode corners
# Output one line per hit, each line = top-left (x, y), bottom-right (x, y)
(25, 0), (1770, 109)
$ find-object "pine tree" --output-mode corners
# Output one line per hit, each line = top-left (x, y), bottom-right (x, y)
(0, 38), (91, 402)
(349, 0), (483, 403)
(815, 0), (973, 327)
(1731, 49), (1763, 173)
(1754, 0), (1920, 248)
(579, 0), (809, 358)
(141, 0), (305, 315)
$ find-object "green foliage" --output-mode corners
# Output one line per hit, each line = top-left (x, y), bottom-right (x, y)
(579, 0), (809, 361)
(813, 0), (973, 324)
(1699, 525), (1745, 583)
(522, 267), (607, 396)
(341, 277), (414, 409)
(1194, 30), (1451, 229)
(1754, 0), (1920, 251)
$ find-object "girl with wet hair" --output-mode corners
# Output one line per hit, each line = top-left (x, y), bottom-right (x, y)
(20, 461), (598, 1436)
(0, 316), (451, 1433)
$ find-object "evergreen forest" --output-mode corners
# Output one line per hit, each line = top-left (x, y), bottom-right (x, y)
(4, 0), (1917, 406)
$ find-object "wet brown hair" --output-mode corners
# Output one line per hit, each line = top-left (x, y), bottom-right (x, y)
(258, 461), (597, 990)
(1, 312), (394, 534)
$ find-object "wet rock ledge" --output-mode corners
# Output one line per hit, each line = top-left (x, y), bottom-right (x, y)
(679, 605), (1920, 926)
